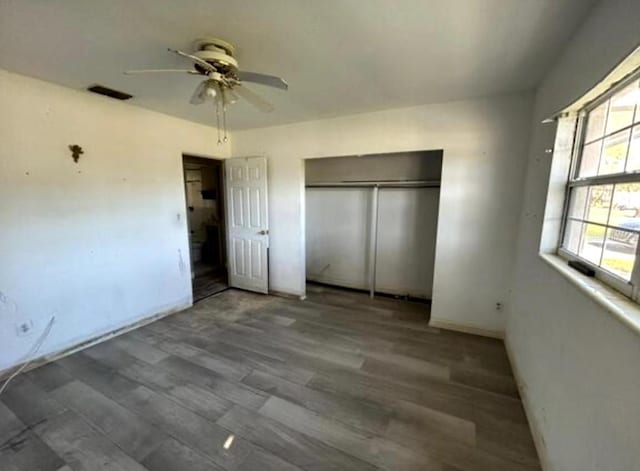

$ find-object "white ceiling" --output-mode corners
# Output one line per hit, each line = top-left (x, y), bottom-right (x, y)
(0, 0), (596, 130)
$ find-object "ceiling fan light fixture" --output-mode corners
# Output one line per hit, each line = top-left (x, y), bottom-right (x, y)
(224, 88), (239, 105)
(125, 37), (287, 145)
(205, 85), (217, 98)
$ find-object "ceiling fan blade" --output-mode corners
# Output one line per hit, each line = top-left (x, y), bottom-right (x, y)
(233, 84), (275, 112)
(124, 69), (199, 75)
(237, 71), (288, 90)
(168, 48), (216, 73)
(190, 80), (208, 105)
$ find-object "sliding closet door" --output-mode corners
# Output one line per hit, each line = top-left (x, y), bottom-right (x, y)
(375, 188), (439, 298)
(306, 188), (371, 289)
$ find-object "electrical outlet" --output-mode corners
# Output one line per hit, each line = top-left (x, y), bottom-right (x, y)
(15, 319), (34, 337)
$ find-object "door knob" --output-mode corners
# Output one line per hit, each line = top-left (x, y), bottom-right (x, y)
(258, 230), (269, 235)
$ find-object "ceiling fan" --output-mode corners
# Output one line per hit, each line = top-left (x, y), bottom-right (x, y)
(125, 37), (288, 143)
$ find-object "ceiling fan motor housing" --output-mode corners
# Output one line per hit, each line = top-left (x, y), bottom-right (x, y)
(192, 38), (239, 75)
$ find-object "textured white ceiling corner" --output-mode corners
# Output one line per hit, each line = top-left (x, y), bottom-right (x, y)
(0, 0), (596, 130)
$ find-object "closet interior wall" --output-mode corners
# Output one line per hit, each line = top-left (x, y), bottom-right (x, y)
(305, 150), (442, 299)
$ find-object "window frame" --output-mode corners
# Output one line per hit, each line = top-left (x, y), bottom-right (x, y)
(558, 71), (640, 302)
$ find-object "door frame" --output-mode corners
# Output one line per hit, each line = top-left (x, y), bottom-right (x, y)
(181, 154), (228, 297)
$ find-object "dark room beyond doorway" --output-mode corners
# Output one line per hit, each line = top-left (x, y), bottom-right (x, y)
(182, 155), (228, 301)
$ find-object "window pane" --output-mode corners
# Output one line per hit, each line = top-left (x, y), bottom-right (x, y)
(578, 140), (602, 178)
(579, 223), (605, 265)
(601, 228), (637, 281)
(585, 184), (613, 224)
(609, 183), (640, 228)
(584, 101), (608, 142)
(626, 126), (640, 171)
(563, 220), (583, 254)
(605, 82), (638, 134)
(598, 129), (630, 175)
(568, 187), (588, 219)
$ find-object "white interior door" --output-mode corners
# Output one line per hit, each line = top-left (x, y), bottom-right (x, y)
(225, 157), (269, 294)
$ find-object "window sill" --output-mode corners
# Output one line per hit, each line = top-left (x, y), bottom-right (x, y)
(540, 253), (640, 335)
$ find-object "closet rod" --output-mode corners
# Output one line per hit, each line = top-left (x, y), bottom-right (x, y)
(306, 180), (440, 188)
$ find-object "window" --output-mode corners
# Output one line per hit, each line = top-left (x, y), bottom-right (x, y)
(560, 73), (640, 298)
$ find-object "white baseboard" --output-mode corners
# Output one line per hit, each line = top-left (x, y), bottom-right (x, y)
(504, 337), (551, 471)
(429, 318), (504, 339)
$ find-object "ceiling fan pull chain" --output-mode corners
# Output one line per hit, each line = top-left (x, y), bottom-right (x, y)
(222, 107), (228, 143)
(220, 87), (229, 143)
(215, 99), (222, 145)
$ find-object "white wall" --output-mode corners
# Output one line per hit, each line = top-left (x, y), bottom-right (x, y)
(508, 0), (640, 469)
(234, 93), (534, 334)
(0, 69), (230, 372)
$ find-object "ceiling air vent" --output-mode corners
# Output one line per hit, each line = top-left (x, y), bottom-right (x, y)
(87, 84), (133, 100)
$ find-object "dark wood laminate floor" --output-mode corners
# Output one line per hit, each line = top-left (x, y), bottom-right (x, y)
(192, 273), (228, 302)
(0, 284), (541, 470)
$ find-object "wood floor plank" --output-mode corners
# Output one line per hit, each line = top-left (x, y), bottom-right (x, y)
(155, 355), (269, 410)
(381, 409), (540, 471)
(110, 336), (170, 365)
(449, 366), (519, 398)
(0, 375), (67, 427)
(277, 298), (437, 341)
(474, 410), (540, 468)
(242, 316), (375, 361)
(217, 405), (380, 471)
(237, 448), (303, 471)
(55, 354), (140, 401)
(116, 385), (252, 470)
(0, 429), (66, 471)
(50, 380), (167, 461)
(117, 357), (189, 392)
(82, 346), (237, 423)
(164, 384), (234, 422)
(151, 339), (252, 381)
(385, 398), (477, 447)
(243, 318), (384, 358)
(307, 365), (528, 425)
(0, 401), (65, 471)
(0, 400), (27, 444)
(223, 322), (367, 369)
(35, 410), (147, 471)
(258, 396), (445, 471)
(361, 350), (451, 384)
(78, 340), (245, 422)
(242, 369), (390, 434)
(285, 316), (396, 354)
(201, 339), (315, 385)
(196, 326), (288, 361)
(25, 362), (74, 393)
(307, 366), (474, 421)
(141, 437), (224, 471)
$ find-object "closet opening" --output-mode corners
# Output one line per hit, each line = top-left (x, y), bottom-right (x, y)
(304, 150), (442, 307)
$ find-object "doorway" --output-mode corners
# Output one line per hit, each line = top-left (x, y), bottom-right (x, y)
(182, 155), (228, 301)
